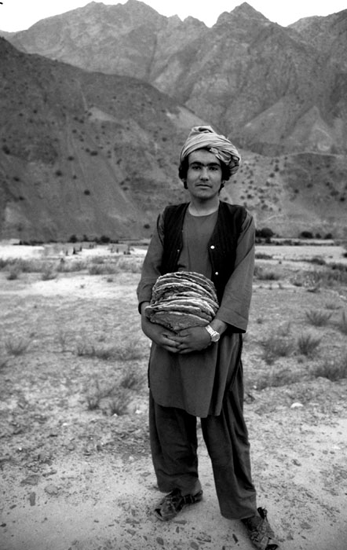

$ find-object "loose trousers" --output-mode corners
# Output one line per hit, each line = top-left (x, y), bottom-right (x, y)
(149, 365), (258, 520)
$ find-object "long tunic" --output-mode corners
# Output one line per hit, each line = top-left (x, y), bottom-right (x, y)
(137, 203), (255, 418)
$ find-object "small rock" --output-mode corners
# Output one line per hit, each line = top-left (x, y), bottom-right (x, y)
(29, 492), (36, 506)
(291, 402), (303, 409)
(44, 484), (59, 495)
(21, 475), (40, 486)
(300, 521), (312, 530)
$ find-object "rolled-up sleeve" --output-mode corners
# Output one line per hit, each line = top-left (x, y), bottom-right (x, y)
(215, 212), (255, 332)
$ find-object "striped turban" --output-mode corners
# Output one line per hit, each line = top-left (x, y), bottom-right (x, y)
(179, 125), (241, 178)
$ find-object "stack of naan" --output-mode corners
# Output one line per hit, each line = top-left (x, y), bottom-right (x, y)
(145, 271), (219, 331)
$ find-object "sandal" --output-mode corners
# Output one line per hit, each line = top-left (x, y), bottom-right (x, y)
(242, 507), (280, 550)
(154, 488), (203, 521)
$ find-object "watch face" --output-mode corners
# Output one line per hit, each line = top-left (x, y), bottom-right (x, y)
(212, 332), (220, 342)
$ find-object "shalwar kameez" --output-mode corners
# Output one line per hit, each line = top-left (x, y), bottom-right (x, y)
(137, 205), (258, 520)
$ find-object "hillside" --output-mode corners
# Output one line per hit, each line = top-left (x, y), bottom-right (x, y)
(0, 38), (207, 241)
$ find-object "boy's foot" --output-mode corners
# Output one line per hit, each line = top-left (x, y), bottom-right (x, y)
(154, 488), (203, 521)
(242, 507), (280, 550)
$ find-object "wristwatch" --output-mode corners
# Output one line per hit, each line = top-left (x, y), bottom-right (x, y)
(205, 325), (220, 343)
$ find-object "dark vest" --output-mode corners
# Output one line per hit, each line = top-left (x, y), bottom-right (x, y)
(159, 201), (247, 302)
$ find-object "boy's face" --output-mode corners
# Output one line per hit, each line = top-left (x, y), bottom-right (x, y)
(185, 149), (223, 201)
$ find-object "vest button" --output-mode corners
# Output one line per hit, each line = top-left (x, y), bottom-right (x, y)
(210, 245), (215, 250)
(215, 271), (219, 276)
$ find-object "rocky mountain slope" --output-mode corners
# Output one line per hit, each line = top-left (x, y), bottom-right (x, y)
(0, 38), (207, 241)
(8, 1), (347, 156)
(1, 1), (347, 241)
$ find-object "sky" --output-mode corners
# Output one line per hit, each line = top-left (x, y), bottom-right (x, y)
(0, 0), (346, 32)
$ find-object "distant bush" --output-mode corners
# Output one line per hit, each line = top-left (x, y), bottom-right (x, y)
(256, 227), (274, 239)
(255, 252), (273, 260)
(6, 266), (21, 280)
(300, 231), (314, 239)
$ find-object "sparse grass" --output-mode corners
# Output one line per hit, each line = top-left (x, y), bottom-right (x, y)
(6, 266), (21, 280)
(0, 255), (143, 276)
(311, 356), (347, 381)
(120, 365), (146, 391)
(41, 265), (57, 280)
(291, 264), (347, 288)
(5, 337), (31, 356)
(107, 390), (133, 416)
(324, 301), (342, 310)
(297, 332), (322, 357)
(260, 333), (294, 364)
(86, 379), (117, 410)
(336, 311), (347, 335)
(57, 260), (86, 273)
(255, 252), (273, 260)
(305, 309), (332, 326)
(85, 366), (145, 416)
(57, 330), (71, 353)
(0, 357), (9, 370)
(113, 342), (146, 362)
(254, 266), (281, 281)
(88, 263), (119, 275)
(307, 256), (326, 266)
(254, 367), (301, 390)
(76, 342), (115, 359)
(76, 340), (146, 361)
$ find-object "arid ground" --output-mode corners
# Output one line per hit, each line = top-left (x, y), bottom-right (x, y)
(0, 243), (347, 550)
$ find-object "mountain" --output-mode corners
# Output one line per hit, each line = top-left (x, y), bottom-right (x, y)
(8, 2), (347, 157)
(0, 37), (208, 241)
(1, 2), (347, 241)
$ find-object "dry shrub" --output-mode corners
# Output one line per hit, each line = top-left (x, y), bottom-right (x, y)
(311, 356), (347, 382)
(254, 367), (301, 390)
(260, 333), (294, 364)
(5, 337), (31, 356)
(305, 309), (332, 327)
(76, 340), (146, 361)
(336, 311), (347, 335)
(86, 366), (145, 416)
(297, 332), (321, 357)
(254, 266), (281, 281)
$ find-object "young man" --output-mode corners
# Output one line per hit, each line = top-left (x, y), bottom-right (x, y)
(137, 126), (279, 550)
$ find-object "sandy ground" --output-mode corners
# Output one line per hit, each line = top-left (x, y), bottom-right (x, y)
(1, 245), (347, 550)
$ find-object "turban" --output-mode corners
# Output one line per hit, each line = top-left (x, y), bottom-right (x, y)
(180, 125), (241, 177)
